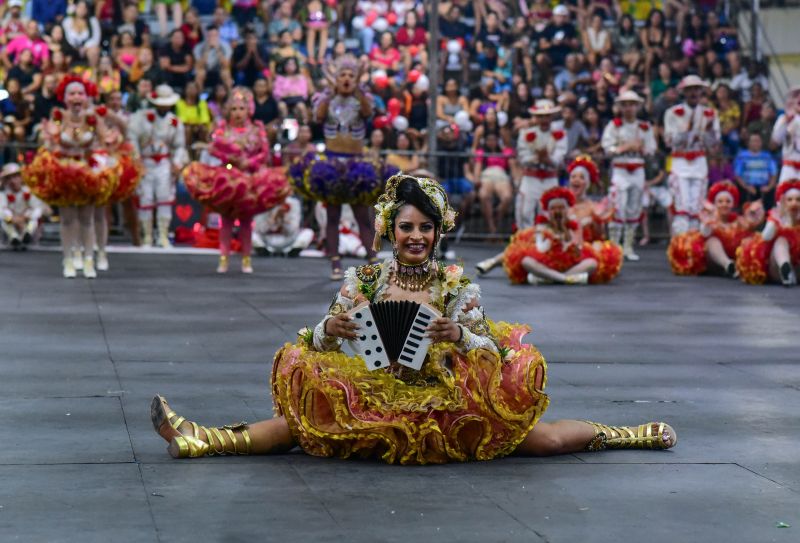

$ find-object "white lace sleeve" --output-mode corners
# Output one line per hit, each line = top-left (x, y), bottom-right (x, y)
(312, 269), (358, 352)
(446, 282), (498, 354)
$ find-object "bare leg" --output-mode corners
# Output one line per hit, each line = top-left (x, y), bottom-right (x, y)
(156, 3), (168, 37)
(243, 417), (296, 454)
(306, 28), (317, 63)
(705, 237), (733, 274)
(317, 27), (329, 62)
(171, 2), (183, 30)
(565, 258), (597, 275)
(521, 256), (567, 283)
(219, 215), (234, 257)
(514, 420), (597, 455)
(479, 184), (496, 234)
(94, 206), (108, 253)
(60, 206), (78, 259)
(768, 237), (795, 284)
(351, 204), (376, 259)
(495, 183), (513, 232)
(77, 205), (96, 259)
(325, 204), (342, 258)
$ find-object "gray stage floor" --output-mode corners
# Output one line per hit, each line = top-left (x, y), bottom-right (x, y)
(1, 244), (799, 542)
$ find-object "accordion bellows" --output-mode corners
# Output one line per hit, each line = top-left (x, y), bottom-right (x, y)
(271, 321), (549, 465)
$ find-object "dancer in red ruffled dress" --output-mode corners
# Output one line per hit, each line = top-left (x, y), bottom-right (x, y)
(736, 180), (800, 286)
(23, 74), (119, 278)
(503, 186), (622, 285)
(668, 181), (763, 277)
(184, 87), (289, 273)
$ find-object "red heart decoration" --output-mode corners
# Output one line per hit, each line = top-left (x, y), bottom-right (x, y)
(175, 204), (193, 223)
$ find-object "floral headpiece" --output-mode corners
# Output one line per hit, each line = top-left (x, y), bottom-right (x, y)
(776, 180), (800, 202)
(332, 53), (359, 76)
(55, 73), (97, 103)
(567, 155), (600, 185)
(707, 181), (740, 207)
(373, 173), (457, 251)
(540, 186), (576, 210)
(226, 86), (255, 118)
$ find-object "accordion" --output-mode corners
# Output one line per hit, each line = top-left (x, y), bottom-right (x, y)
(348, 301), (441, 371)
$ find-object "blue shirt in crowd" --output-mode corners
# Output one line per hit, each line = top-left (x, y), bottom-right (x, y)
(733, 150), (776, 187)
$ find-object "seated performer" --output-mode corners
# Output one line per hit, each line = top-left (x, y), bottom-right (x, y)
(252, 196), (314, 257)
(1, 163), (46, 249)
(150, 174), (676, 464)
(184, 87), (289, 273)
(668, 181), (763, 278)
(566, 155), (614, 243)
(503, 186), (622, 285)
(736, 180), (800, 286)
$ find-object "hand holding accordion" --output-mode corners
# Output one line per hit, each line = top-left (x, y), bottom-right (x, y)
(347, 301), (441, 371)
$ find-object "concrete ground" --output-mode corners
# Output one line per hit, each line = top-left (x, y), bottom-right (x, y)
(1, 243), (798, 543)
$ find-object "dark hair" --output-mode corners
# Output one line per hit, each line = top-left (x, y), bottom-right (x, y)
(391, 178), (443, 235)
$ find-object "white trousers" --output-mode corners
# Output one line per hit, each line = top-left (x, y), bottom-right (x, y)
(2, 218), (37, 241)
(515, 175), (558, 230)
(137, 159), (175, 220)
(609, 166), (645, 225)
(669, 174), (707, 234)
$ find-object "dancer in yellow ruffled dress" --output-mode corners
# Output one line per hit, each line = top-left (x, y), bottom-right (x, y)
(151, 174), (676, 464)
(23, 74), (120, 278)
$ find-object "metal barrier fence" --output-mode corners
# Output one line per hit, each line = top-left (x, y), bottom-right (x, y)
(7, 143), (671, 242)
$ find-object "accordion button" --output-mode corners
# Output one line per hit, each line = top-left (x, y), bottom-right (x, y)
(365, 350), (371, 355)
(371, 335), (378, 340)
(376, 347), (382, 352)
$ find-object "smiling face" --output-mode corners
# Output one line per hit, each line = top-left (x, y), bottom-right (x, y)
(784, 190), (800, 221)
(714, 192), (734, 217)
(568, 169), (589, 198)
(393, 204), (436, 265)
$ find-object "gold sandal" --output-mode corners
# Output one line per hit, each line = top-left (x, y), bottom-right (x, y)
(150, 395), (252, 459)
(583, 421), (677, 451)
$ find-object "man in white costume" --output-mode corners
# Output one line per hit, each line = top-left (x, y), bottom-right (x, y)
(515, 99), (568, 230)
(771, 84), (800, 184)
(663, 75), (720, 234)
(127, 84), (189, 248)
(0, 163), (45, 249)
(601, 90), (656, 260)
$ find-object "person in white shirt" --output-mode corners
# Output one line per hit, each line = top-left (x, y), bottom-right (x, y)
(771, 85), (800, 184)
(601, 91), (657, 260)
(1, 163), (46, 249)
(663, 75), (721, 235)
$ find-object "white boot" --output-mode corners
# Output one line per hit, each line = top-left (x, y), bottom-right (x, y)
(140, 220), (153, 247)
(623, 226), (640, 262)
(526, 272), (552, 286)
(157, 217), (171, 248)
(96, 251), (109, 271)
(63, 258), (76, 278)
(476, 254), (503, 275)
(73, 248), (84, 270)
(83, 257), (97, 279)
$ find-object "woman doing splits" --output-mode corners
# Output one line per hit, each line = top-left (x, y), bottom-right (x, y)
(151, 174), (675, 463)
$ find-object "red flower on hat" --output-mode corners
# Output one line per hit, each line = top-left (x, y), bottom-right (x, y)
(23, 192), (30, 201)
(525, 132), (536, 142)
(7, 194), (15, 203)
(86, 115), (97, 127)
(151, 91), (158, 99)
(52, 109), (63, 122)
(674, 107), (685, 116)
(171, 117), (178, 127)
(776, 180), (800, 202)
(704, 108), (715, 118)
(567, 155), (600, 185)
(96, 105), (107, 117)
(613, 118), (622, 127)
(639, 122), (649, 131)
(552, 130), (565, 140)
(146, 112), (156, 123)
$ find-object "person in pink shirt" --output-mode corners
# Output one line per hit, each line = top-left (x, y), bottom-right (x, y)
(3, 20), (50, 68)
(272, 57), (312, 124)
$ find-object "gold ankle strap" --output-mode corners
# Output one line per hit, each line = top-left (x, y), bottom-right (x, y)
(583, 421), (673, 451)
(192, 421), (252, 456)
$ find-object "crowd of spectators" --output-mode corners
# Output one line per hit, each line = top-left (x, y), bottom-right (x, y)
(0, 0), (788, 237)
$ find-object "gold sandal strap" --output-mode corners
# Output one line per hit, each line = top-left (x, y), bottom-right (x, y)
(208, 427), (228, 455)
(170, 416), (186, 430)
(223, 427), (238, 454)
